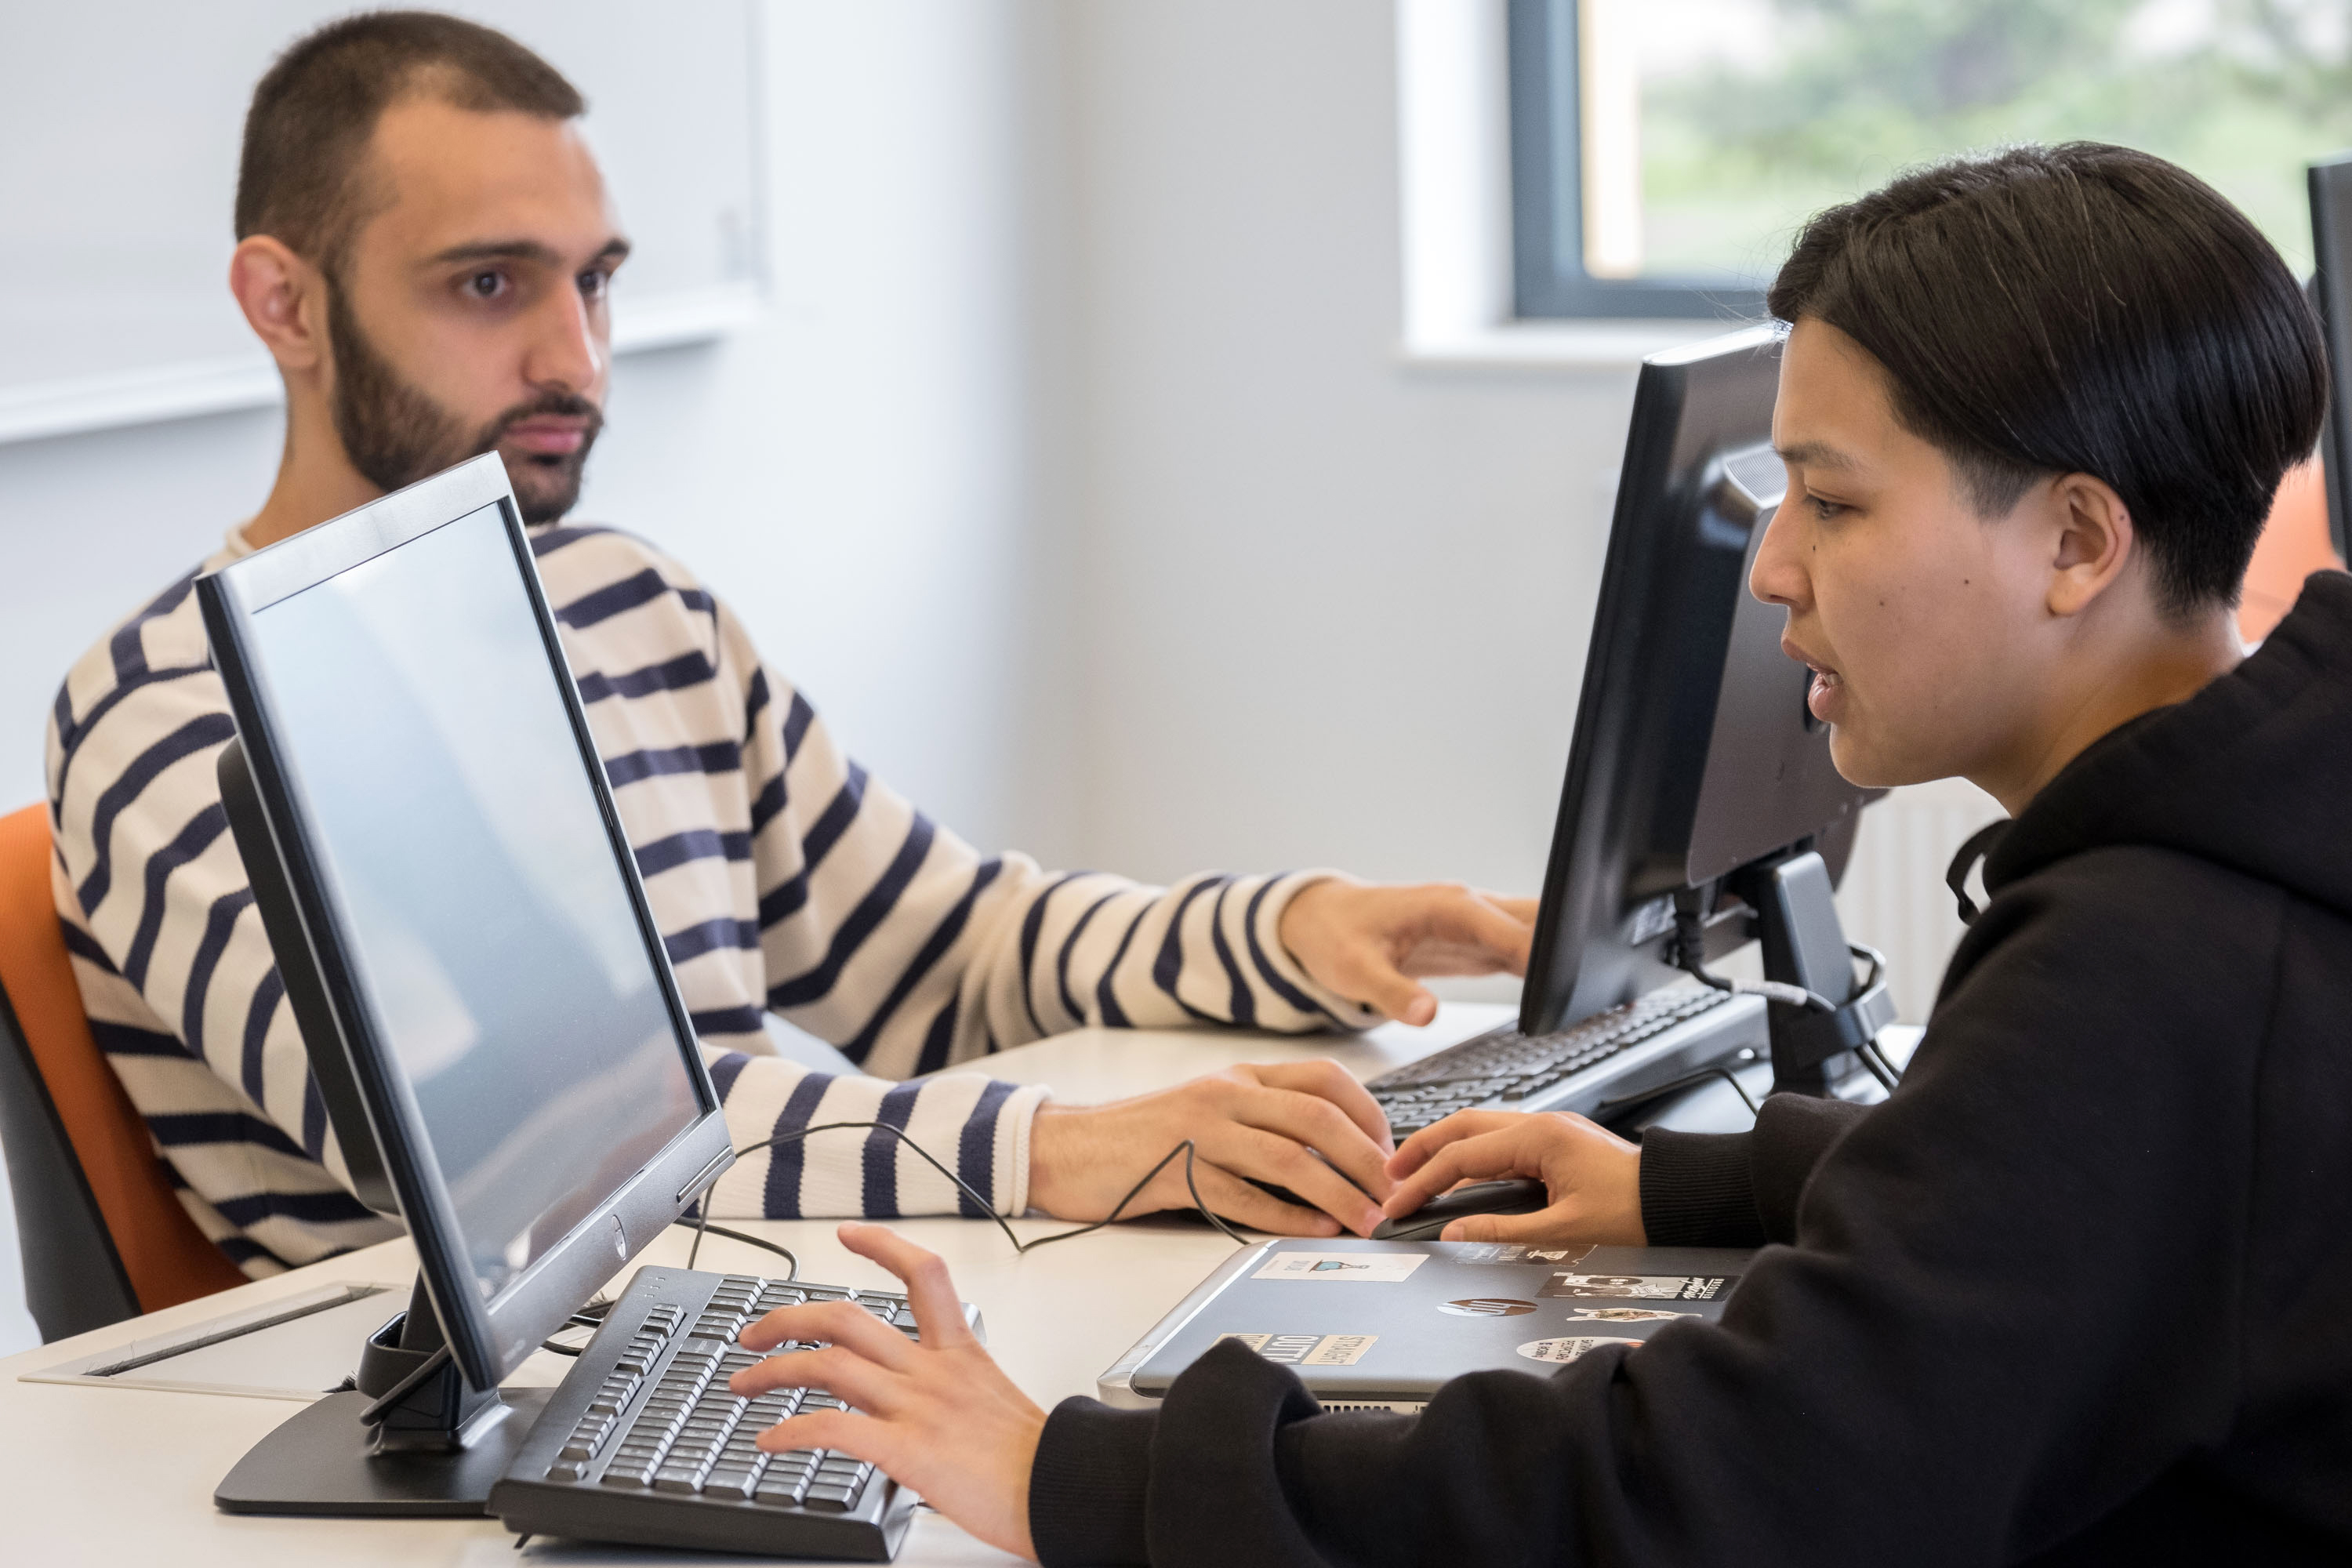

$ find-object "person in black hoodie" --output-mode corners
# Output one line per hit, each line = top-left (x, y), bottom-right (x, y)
(721, 143), (2352, 1564)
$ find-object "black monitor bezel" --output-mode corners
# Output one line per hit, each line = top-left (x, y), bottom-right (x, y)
(2308, 154), (2352, 565)
(196, 453), (733, 1390)
(1521, 325), (1877, 1036)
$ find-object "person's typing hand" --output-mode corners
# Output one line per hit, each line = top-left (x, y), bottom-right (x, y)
(733, 1225), (1042, 1562)
(1384, 1109), (1647, 1245)
(1027, 1059), (1396, 1236)
(1278, 877), (1537, 1028)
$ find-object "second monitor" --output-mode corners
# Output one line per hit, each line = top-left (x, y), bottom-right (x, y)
(1364, 323), (1893, 1138)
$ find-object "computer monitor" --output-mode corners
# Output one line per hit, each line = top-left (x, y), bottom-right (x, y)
(2307, 153), (2352, 564)
(1521, 324), (1887, 1090)
(197, 453), (733, 1514)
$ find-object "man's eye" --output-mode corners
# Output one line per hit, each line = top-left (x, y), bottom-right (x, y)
(579, 270), (608, 301)
(466, 270), (507, 299)
(1806, 493), (1848, 521)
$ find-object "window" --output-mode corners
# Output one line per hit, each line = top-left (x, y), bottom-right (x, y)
(1511, 0), (2352, 320)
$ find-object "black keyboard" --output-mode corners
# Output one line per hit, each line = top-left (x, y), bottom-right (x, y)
(490, 1265), (975, 1561)
(1367, 985), (1748, 1135)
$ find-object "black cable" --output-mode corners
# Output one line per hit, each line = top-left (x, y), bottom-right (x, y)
(1670, 891), (1839, 1014)
(358, 1342), (452, 1427)
(1713, 1065), (1762, 1117)
(1595, 1062), (1760, 1120)
(539, 1305), (622, 1359)
(681, 1219), (800, 1279)
(686, 1121), (1247, 1273)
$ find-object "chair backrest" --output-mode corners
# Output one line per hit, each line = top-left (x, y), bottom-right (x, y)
(0, 804), (244, 1340)
(2241, 459), (2349, 644)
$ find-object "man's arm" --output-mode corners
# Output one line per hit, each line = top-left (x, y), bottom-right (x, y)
(713, 599), (1534, 1234)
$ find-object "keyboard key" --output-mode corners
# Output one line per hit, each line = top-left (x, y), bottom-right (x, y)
(704, 1467), (760, 1500)
(545, 1459), (586, 1482)
(652, 1468), (705, 1495)
(802, 1483), (860, 1512)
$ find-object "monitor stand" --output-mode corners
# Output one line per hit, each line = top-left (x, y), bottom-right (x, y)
(1730, 848), (1897, 1096)
(214, 1276), (554, 1517)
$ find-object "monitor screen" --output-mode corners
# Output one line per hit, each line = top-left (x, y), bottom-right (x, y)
(242, 501), (700, 1307)
(1521, 325), (1877, 1036)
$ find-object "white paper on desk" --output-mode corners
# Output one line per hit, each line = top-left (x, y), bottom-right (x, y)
(1250, 1251), (1428, 1284)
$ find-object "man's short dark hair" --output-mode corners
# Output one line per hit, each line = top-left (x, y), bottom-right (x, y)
(1768, 143), (2328, 615)
(235, 10), (584, 270)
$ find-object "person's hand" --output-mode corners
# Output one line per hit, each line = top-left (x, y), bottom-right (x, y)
(1028, 1059), (1394, 1236)
(732, 1225), (1041, 1561)
(1279, 877), (1537, 1027)
(1383, 1109), (1646, 1245)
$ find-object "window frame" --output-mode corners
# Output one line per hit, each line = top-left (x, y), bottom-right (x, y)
(1508, 0), (1767, 321)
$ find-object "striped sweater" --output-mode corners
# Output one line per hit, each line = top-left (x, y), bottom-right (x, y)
(46, 520), (1374, 1277)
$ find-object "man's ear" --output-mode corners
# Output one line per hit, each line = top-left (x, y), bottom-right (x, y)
(2045, 473), (2136, 619)
(228, 237), (329, 377)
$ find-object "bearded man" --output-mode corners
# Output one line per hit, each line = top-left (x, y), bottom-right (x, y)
(46, 13), (1535, 1276)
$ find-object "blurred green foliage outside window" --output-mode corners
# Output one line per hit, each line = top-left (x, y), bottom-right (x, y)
(1519, 0), (2352, 314)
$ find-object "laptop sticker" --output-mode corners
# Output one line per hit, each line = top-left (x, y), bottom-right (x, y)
(1517, 1337), (1642, 1364)
(1539, 1273), (1737, 1301)
(1216, 1333), (1378, 1367)
(1252, 1252), (1429, 1284)
(1444, 1243), (1588, 1266)
(1566, 1307), (1695, 1323)
(1436, 1298), (1537, 1317)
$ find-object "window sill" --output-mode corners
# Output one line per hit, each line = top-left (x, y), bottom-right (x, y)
(1398, 318), (1732, 370)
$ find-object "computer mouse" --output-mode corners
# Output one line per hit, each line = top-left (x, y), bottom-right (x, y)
(1369, 1178), (1550, 1242)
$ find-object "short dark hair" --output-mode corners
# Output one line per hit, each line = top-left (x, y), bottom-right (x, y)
(235, 10), (584, 270)
(1768, 143), (2328, 615)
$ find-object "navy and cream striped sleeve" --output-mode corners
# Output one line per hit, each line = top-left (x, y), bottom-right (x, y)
(47, 568), (397, 1274)
(695, 586), (1382, 1221)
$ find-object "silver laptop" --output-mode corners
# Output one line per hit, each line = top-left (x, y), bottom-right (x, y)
(1099, 1238), (1755, 1413)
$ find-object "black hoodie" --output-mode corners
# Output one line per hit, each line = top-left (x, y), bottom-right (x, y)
(1028, 572), (2352, 1566)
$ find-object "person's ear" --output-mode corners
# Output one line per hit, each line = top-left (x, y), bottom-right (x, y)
(228, 237), (329, 377)
(2045, 473), (2136, 619)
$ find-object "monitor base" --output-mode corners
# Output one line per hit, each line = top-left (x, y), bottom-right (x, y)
(214, 1384), (554, 1516)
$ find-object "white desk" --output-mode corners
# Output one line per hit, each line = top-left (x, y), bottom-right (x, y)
(0, 1005), (1511, 1566)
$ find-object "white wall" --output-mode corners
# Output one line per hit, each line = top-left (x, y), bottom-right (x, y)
(1055, 2), (1639, 898)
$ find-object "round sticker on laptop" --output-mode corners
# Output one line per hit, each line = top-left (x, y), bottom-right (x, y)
(1438, 1298), (1537, 1317)
(1517, 1336), (1642, 1363)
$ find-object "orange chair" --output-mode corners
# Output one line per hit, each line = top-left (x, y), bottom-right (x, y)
(2241, 459), (2348, 644)
(0, 804), (245, 1341)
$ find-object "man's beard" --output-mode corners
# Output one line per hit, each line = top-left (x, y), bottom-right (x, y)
(325, 282), (603, 524)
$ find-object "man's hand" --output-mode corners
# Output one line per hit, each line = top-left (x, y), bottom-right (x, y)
(733, 1225), (1041, 1561)
(1279, 877), (1537, 1027)
(1383, 1109), (1646, 1245)
(1028, 1060), (1394, 1236)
